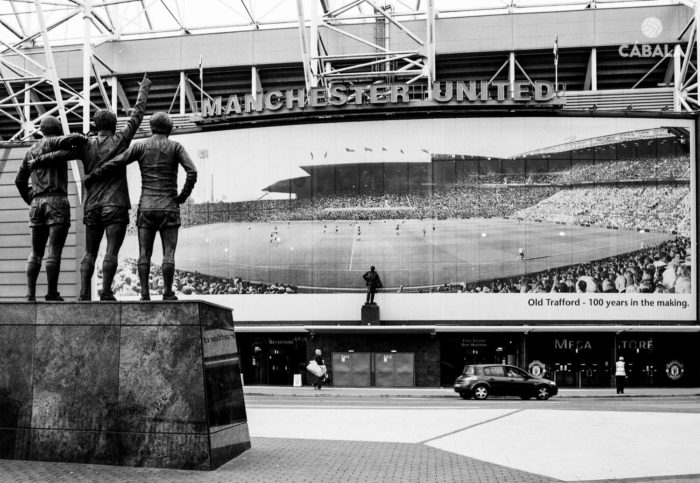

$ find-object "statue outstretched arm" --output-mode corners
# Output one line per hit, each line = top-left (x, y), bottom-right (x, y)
(119, 73), (151, 144)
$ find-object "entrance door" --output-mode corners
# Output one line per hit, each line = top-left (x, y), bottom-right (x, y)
(331, 352), (371, 387)
(374, 353), (415, 387)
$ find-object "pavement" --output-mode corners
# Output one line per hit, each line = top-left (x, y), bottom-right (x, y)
(242, 384), (700, 399)
(2, 387), (700, 483)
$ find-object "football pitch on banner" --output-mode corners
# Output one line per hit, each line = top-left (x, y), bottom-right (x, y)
(121, 218), (673, 291)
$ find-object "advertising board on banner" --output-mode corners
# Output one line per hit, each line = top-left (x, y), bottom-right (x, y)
(117, 114), (695, 322)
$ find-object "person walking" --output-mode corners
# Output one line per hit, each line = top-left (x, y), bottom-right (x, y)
(363, 265), (383, 304)
(615, 356), (627, 394)
(313, 349), (327, 390)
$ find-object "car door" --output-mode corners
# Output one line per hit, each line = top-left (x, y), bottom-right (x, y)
(482, 366), (507, 395)
(503, 366), (531, 396)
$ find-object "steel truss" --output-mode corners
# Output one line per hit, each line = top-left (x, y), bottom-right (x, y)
(295, 0), (435, 98)
(0, 0), (126, 142)
(626, 2), (699, 112)
(673, 2), (700, 111)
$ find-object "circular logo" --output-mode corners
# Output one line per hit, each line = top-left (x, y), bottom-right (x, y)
(528, 360), (546, 377)
(665, 360), (684, 380)
(641, 17), (663, 39)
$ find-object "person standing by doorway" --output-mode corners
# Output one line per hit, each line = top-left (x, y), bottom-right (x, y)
(615, 356), (627, 394)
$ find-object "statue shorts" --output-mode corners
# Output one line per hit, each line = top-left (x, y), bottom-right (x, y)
(136, 210), (181, 230)
(83, 206), (129, 227)
(29, 195), (71, 228)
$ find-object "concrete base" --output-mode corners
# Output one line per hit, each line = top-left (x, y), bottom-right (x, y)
(0, 301), (250, 470)
(361, 303), (380, 325)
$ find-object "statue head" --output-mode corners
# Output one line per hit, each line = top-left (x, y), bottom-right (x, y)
(93, 109), (117, 133)
(39, 116), (62, 136)
(150, 112), (173, 135)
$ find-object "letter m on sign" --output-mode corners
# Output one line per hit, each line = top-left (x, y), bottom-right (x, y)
(202, 97), (222, 117)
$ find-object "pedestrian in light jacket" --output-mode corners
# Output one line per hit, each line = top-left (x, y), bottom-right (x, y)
(615, 356), (626, 394)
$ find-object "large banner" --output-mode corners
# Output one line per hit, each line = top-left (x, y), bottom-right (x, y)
(111, 115), (694, 320)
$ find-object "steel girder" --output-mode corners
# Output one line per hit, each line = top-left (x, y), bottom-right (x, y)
(295, 0), (435, 97)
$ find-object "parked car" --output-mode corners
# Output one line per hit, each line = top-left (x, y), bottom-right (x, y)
(453, 364), (558, 400)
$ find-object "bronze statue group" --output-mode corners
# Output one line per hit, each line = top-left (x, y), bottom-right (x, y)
(15, 73), (198, 302)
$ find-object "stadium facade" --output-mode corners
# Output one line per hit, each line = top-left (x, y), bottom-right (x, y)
(0, 1), (697, 389)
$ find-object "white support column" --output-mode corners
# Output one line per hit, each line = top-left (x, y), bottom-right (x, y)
(590, 48), (597, 91)
(696, 1), (700, 104)
(674, 44), (682, 112)
(110, 76), (118, 111)
(296, 0), (312, 91)
(23, 82), (32, 137)
(309, 0), (319, 87)
(82, 0), (92, 133)
(426, 0), (435, 83)
(35, 0), (69, 134)
(251, 66), (262, 101)
(179, 71), (186, 114)
(35, 0), (82, 203)
(509, 52), (515, 99)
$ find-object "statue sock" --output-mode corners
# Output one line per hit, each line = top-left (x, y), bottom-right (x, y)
(26, 259), (41, 299)
(162, 262), (175, 295)
(102, 256), (118, 296)
(80, 255), (95, 300)
(137, 261), (150, 299)
(45, 256), (60, 296)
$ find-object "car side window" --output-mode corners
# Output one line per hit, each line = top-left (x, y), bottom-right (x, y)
(484, 366), (505, 377)
(506, 367), (528, 378)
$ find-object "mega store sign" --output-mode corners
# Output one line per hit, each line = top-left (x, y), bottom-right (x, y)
(194, 80), (561, 122)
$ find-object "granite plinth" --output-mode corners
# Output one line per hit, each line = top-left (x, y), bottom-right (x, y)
(361, 303), (380, 325)
(0, 301), (249, 470)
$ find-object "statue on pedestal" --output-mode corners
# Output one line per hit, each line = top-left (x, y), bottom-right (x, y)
(362, 265), (383, 305)
(86, 112), (197, 301)
(28, 74), (152, 300)
(15, 117), (80, 301)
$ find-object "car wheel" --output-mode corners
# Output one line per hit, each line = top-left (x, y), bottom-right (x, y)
(459, 392), (472, 400)
(472, 385), (489, 400)
(520, 395), (531, 400)
(536, 386), (551, 400)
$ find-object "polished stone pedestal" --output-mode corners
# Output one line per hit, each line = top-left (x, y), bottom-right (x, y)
(361, 303), (379, 325)
(0, 301), (250, 470)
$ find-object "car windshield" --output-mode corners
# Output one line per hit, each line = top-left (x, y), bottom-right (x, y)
(462, 365), (475, 376)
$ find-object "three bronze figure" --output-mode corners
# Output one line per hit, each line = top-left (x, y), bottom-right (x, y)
(16, 74), (198, 302)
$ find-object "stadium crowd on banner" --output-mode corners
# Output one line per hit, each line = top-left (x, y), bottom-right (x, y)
(442, 237), (691, 294)
(103, 259), (298, 297)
